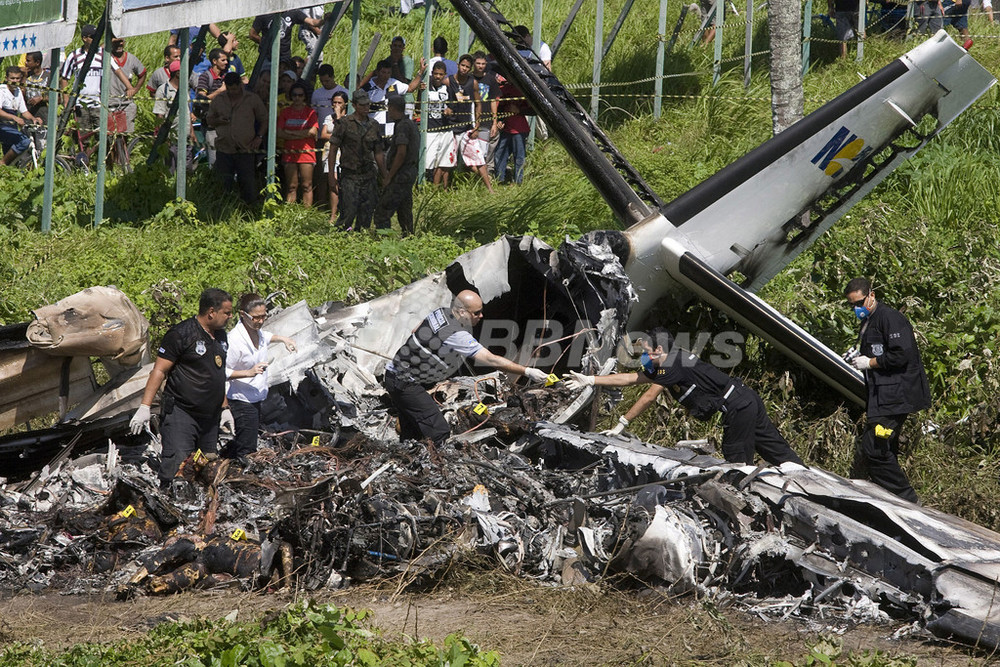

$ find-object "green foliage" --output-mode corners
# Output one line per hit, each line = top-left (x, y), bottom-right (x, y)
(773, 635), (917, 666)
(0, 600), (500, 666)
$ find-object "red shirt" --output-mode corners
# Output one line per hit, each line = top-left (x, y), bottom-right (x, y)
(499, 83), (529, 135)
(278, 106), (318, 164)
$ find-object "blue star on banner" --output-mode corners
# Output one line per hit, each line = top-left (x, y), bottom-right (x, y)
(30, 35), (37, 47)
(20, 35), (28, 48)
(2, 38), (10, 52)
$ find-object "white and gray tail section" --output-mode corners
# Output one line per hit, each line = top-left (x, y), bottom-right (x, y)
(648, 32), (995, 294)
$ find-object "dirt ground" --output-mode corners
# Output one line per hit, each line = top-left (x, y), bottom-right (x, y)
(0, 578), (992, 665)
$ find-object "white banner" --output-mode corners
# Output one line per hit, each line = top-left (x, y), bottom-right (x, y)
(0, 0), (77, 57)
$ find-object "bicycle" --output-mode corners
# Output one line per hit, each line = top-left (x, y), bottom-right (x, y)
(64, 108), (133, 174)
(5, 122), (74, 173)
(126, 120), (209, 174)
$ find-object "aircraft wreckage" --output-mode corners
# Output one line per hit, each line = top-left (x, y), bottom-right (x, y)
(0, 6), (998, 652)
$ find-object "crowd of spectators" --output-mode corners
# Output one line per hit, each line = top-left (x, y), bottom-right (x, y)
(1, 13), (555, 231)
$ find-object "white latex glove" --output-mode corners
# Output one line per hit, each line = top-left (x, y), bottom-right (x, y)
(220, 408), (235, 434)
(523, 367), (548, 384)
(852, 355), (872, 370)
(601, 415), (629, 436)
(129, 404), (151, 435)
(564, 371), (595, 391)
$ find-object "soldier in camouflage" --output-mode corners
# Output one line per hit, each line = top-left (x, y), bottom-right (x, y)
(328, 89), (385, 230)
(373, 95), (420, 234)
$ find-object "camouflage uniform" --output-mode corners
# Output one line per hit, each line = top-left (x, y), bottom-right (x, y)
(329, 112), (383, 229)
(373, 114), (420, 234)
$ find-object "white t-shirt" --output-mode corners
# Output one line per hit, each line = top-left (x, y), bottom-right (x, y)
(60, 47), (121, 108)
(0, 85), (27, 116)
(311, 83), (348, 127)
(152, 81), (180, 128)
(364, 77), (407, 126)
(225, 321), (274, 404)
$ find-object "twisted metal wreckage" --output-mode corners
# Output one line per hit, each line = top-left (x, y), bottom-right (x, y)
(1, 7), (999, 650)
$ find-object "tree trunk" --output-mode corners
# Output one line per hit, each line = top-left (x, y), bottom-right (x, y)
(767, 0), (804, 135)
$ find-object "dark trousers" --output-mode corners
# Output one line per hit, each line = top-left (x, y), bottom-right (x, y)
(373, 166), (417, 234)
(215, 151), (258, 204)
(494, 132), (525, 184)
(721, 390), (803, 466)
(853, 413), (918, 502)
(159, 401), (220, 483)
(227, 399), (261, 458)
(383, 373), (450, 444)
(338, 172), (377, 230)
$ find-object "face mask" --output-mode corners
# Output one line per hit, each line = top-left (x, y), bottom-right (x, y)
(639, 352), (656, 374)
(854, 305), (870, 321)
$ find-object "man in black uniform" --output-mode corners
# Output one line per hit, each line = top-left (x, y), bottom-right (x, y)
(564, 329), (803, 467)
(843, 277), (930, 502)
(373, 95), (419, 234)
(383, 289), (549, 444)
(130, 288), (234, 487)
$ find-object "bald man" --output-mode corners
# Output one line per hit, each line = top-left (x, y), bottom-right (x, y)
(383, 290), (549, 444)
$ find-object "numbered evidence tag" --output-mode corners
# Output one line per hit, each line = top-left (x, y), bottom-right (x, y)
(193, 449), (206, 463)
(473, 403), (489, 416)
(230, 528), (246, 541)
(118, 505), (136, 519)
(311, 435), (321, 447)
(545, 373), (560, 387)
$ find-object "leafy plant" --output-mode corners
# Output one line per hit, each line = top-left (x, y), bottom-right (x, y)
(0, 600), (500, 666)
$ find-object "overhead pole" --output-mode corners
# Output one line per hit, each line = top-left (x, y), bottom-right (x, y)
(528, 0), (543, 149)
(348, 0), (361, 105)
(856, 0), (866, 62)
(460, 16), (470, 55)
(94, 11), (113, 228)
(590, 0), (604, 120)
(267, 18), (281, 190)
(419, 0), (434, 182)
(743, 0), (754, 88)
(176, 29), (191, 200)
(654, 0), (667, 119)
(802, 0), (813, 75)
(667, 5), (689, 53)
(303, 0), (355, 83)
(712, 0), (723, 87)
(601, 0), (637, 60)
(551, 0), (586, 58)
(41, 47), (61, 233)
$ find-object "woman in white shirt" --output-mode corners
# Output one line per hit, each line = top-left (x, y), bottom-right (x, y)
(225, 293), (296, 459)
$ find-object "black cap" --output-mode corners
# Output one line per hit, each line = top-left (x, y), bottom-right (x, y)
(223, 71), (241, 87)
(81, 24), (97, 38)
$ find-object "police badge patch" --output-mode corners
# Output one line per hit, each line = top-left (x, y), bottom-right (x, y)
(871, 343), (884, 356)
(215, 355), (223, 367)
(195, 340), (207, 356)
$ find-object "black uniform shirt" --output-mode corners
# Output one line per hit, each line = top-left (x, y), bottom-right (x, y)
(387, 114), (420, 169)
(858, 304), (931, 417)
(157, 317), (229, 418)
(642, 350), (738, 420)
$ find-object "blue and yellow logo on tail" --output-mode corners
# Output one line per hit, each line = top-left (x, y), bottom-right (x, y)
(811, 126), (873, 178)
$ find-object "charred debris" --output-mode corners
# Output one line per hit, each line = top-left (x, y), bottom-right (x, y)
(1, 237), (999, 652)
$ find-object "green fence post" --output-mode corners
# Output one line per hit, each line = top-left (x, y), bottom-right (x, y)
(42, 47), (61, 233)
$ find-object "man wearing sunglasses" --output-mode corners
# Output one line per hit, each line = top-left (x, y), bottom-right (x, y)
(383, 290), (549, 445)
(843, 277), (929, 502)
(565, 328), (803, 467)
